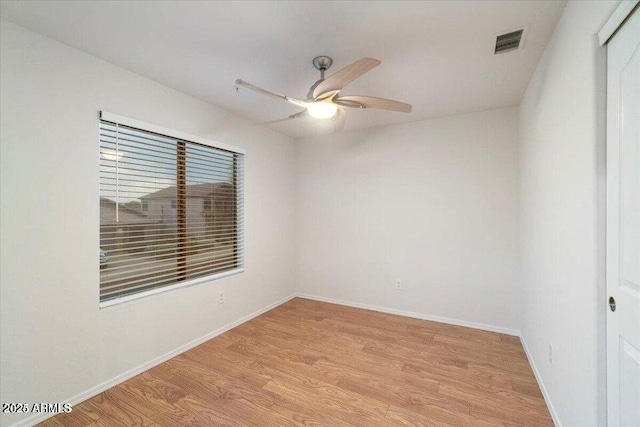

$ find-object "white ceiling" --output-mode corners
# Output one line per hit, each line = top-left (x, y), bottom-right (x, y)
(0, 0), (566, 139)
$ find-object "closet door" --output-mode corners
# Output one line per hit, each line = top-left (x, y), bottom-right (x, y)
(606, 7), (640, 427)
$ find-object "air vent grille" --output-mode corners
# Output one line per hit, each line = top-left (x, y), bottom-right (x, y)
(495, 29), (524, 54)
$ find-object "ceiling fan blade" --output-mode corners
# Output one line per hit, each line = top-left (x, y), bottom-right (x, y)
(333, 108), (346, 133)
(258, 109), (308, 125)
(235, 79), (287, 101)
(334, 95), (412, 113)
(312, 58), (381, 99)
(235, 79), (307, 107)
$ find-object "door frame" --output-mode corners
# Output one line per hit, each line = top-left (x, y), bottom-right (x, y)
(599, 0), (639, 46)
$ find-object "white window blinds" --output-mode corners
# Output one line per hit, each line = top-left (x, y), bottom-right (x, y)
(99, 114), (244, 304)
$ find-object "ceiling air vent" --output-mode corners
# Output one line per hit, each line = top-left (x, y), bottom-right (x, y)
(494, 29), (524, 54)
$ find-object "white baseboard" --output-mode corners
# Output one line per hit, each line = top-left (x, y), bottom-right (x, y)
(295, 292), (520, 336)
(519, 334), (561, 427)
(10, 293), (296, 427)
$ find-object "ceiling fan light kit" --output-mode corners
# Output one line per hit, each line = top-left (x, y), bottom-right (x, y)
(235, 55), (412, 132)
(307, 102), (338, 119)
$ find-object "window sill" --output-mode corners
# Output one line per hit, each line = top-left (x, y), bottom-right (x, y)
(99, 268), (244, 309)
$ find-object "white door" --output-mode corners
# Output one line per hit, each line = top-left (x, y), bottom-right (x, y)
(607, 7), (640, 427)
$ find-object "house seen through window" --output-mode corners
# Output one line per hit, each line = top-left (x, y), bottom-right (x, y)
(99, 119), (244, 303)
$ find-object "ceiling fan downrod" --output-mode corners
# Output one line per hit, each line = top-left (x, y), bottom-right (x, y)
(308, 56), (333, 99)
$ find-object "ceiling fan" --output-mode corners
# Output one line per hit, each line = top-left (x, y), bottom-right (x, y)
(235, 56), (412, 132)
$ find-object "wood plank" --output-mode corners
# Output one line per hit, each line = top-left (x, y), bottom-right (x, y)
(38, 298), (552, 426)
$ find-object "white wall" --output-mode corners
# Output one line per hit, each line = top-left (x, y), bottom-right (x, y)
(518, 1), (617, 426)
(296, 107), (521, 332)
(0, 21), (296, 427)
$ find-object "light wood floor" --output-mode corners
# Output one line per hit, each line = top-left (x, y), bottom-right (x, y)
(39, 298), (553, 426)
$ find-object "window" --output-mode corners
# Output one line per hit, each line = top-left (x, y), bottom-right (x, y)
(99, 112), (244, 305)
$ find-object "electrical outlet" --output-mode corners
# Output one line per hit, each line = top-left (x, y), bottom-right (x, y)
(395, 279), (402, 290)
(548, 343), (553, 365)
(218, 291), (224, 305)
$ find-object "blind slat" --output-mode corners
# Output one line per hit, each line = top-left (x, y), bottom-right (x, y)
(100, 253), (245, 288)
(100, 257), (245, 294)
(100, 262), (243, 298)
